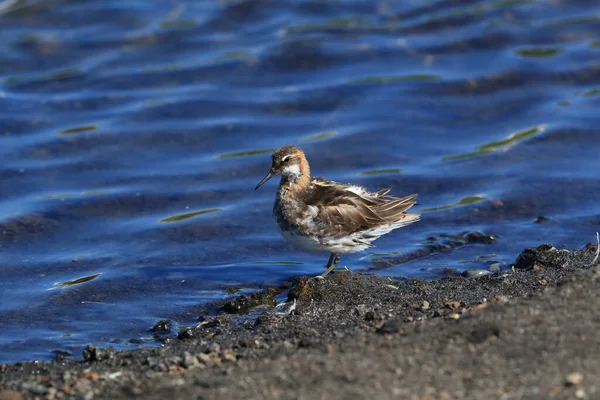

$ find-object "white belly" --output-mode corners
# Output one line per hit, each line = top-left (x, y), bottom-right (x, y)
(279, 228), (331, 253)
(278, 227), (371, 254)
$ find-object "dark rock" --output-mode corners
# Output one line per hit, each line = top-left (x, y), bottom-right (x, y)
(465, 232), (496, 244)
(288, 272), (356, 303)
(298, 338), (315, 348)
(151, 320), (172, 334)
(443, 268), (458, 276)
(201, 318), (222, 329)
(52, 349), (71, 362)
(377, 319), (402, 334)
(513, 243), (600, 270)
(585, 242), (598, 253)
(177, 327), (200, 340)
(223, 289), (277, 314)
(514, 245), (552, 270)
(177, 319), (222, 340)
(469, 323), (501, 344)
(514, 244), (565, 270)
(535, 216), (550, 223)
(364, 311), (377, 322)
(287, 276), (317, 302)
(83, 345), (116, 362)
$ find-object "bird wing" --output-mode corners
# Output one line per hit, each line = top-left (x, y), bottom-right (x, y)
(303, 178), (418, 236)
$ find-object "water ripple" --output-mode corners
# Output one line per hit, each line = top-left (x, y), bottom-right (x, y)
(1, 0), (600, 363)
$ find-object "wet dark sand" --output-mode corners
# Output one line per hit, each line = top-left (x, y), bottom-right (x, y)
(1, 243), (599, 399)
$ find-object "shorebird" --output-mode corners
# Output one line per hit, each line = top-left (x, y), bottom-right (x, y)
(255, 145), (420, 277)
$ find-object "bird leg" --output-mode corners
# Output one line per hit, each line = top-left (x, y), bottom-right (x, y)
(320, 253), (341, 278)
(325, 253), (335, 268)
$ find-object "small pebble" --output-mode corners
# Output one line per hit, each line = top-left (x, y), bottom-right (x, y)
(182, 352), (200, 369)
(494, 295), (510, 303)
(197, 353), (213, 363)
(444, 301), (461, 310)
(565, 372), (584, 386)
(532, 262), (545, 271)
(462, 269), (492, 278)
(221, 349), (237, 362)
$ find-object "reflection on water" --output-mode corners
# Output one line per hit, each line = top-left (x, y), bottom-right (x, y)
(1, 0), (600, 363)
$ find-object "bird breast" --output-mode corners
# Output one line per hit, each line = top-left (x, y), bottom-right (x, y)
(273, 190), (318, 234)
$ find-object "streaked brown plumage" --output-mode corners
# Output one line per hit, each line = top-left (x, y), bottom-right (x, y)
(255, 145), (420, 277)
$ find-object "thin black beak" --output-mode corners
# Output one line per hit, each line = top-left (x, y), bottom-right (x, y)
(255, 170), (274, 190)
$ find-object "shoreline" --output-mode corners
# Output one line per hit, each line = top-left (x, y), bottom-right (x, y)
(1, 243), (599, 399)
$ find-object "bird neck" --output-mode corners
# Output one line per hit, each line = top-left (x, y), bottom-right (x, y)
(280, 158), (310, 190)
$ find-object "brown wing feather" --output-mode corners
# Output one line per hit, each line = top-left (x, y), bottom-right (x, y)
(301, 178), (418, 237)
(373, 194), (418, 221)
(375, 188), (391, 196)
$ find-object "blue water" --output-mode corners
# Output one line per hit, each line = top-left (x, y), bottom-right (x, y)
(1, 0), (599, 363)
